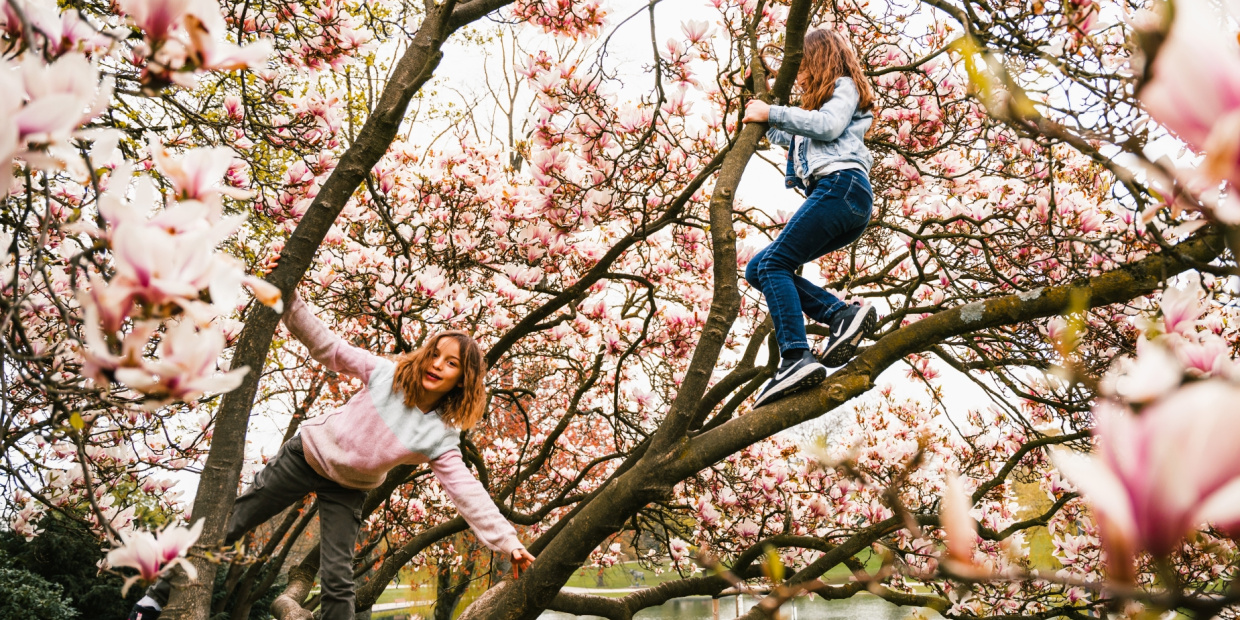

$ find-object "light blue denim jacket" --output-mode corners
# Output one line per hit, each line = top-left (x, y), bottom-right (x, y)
(766, 77), (873, 188)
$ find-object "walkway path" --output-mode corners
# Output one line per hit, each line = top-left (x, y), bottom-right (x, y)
(560, 585), (650, 594)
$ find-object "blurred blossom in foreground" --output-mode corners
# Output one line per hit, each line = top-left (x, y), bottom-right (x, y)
(940, 471), (988, 578)
(1137, 0), (1240, 220)
(1054, 359), (1240, 581)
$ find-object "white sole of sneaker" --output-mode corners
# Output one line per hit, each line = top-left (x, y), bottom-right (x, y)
(752, 363), (828, 409)
(821, 305), (878, 367)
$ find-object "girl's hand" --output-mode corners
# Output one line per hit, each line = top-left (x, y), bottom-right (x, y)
(742, 99), (770, 124)
(511, 547), (535, 578)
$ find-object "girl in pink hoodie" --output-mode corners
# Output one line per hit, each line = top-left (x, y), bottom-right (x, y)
(130, 294), (533, 620)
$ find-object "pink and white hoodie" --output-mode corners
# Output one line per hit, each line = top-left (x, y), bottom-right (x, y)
(283, 294), (522, 556)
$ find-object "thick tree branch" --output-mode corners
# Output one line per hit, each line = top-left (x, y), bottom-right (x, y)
(680, 232), (1226, 477)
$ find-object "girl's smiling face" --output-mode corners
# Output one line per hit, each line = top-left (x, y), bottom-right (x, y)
(422, 337), (463, 397)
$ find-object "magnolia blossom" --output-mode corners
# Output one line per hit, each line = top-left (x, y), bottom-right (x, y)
(669, 537), (690, 562)
(106, 520), (203, 595)
(681, 19), (710, 44)
(78, 297), (158, 384)
(0, 52), (111, 185)
(150, 139), (254, 203)
(71, 141), (279, 404)
(1053, 379), (1240, 580)
(118, 0), (195, 43)
(183, 14), (274, 72)
(112, 319), (249, 403)
(111, 218), (243, 309)
(1160, 278), (1204, 335)
(1177, 334), (1231, 377)
(1099, 339), (1183, 404)
(0, 0), (92, 53)
(1138, 0), (1240, 199)
(117, 0), (271, 89)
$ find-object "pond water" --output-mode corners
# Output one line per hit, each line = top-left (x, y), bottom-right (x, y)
(537, 592), (943, 619)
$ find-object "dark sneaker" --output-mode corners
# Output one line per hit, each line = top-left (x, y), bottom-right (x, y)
(752, 350), (827, 409)
(128, 605), (162, 620)
(819, 301), (878, 367)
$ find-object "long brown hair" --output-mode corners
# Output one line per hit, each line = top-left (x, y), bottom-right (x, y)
(797, 28), (874, 113)
(393, 331), (487, 429)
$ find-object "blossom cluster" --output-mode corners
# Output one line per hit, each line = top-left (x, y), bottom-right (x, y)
(0, 0), (276, 553)
(1053, 279), (1240, 581)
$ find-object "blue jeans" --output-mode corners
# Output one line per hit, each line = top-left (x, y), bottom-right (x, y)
(744, 169), (873, 354)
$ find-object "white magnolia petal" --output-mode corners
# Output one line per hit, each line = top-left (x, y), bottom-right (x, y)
(1193, 477), (1240, 530)
(187, 366), (249, 396)
(114, 367), (160, 392)
(208, 258), (245, 311)
(1050, 447), (1139, 543)
(242, 275), (282, 313)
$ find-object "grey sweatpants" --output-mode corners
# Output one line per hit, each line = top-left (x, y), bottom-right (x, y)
(145, 435), (368, 619)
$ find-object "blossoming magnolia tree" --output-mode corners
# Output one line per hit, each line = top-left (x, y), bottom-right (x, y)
(2, 0), (1239, 618)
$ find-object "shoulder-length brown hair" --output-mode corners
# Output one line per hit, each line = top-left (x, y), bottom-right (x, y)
(798, 28), (875, 113)
(392, 331), (487, 429)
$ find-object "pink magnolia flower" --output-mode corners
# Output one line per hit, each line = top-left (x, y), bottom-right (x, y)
(1159, 281), (1203, 335)
(118, 0), (193, 44)
(1099, 339), (1183, 404)
(110, 211), (246, 309)
(150, 140), (252, 203)
(507, 266), (544, 288)
(222, 94), (244, 121)
(681, 19), (710, 44)
(2, 0), (110, 55)
(155, 519), (202, 566)
(243, 276), (283, 313)
(1077, 208), (1105, 233)
(113, 320), (249, 402)
(735, 519), (761, 539)
(107, 531), (160, 594)
(697, 498), (721, 525)
(8, 54), (110, 154)
(184, 14), (273, 71)
(106, 520), (203, 595)
(669, 538), (689, 562)
(84, 274), (137, 335)
(1053, 380), (1240, 581)
(78, 309), (159, 386)
(1177, 334), (1231, 377)
(111, 225), (212, 305)
(1044, 316), (1069, 343)
(806, 495), (830, 518)
(1138, 0), (1240, 191)
(1065, 0), (1100, 35)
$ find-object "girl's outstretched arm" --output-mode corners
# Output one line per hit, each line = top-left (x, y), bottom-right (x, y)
(430, 448), (525, 557)
(768, 77), (861, 142)
(282, 293), (382, 381)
